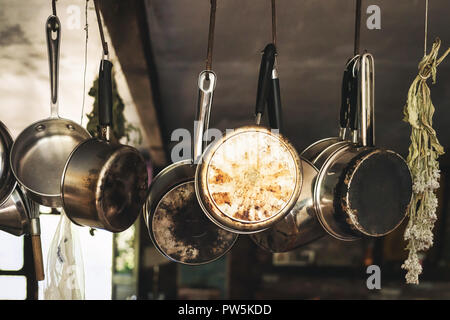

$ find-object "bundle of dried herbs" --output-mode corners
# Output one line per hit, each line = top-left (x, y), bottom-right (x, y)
(402, 38), (450, 284)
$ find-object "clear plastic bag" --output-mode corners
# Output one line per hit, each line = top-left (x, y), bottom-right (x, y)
(43, 210), (85, 300)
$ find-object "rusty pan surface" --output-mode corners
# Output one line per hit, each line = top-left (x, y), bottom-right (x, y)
(195, 125), (302, 234)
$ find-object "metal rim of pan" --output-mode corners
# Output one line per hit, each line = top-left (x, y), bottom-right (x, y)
(0, 122), (17, 206)
(10, 117), (90, 202)
(195, 125), (303, 234)
(313, 143), (360, 241)
(341, 148), (412, 237)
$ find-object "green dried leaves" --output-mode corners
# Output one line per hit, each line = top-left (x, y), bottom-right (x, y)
(402, 38), (450, 284)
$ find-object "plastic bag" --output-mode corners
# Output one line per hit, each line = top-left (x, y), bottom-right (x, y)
(43, 210), (85, 300)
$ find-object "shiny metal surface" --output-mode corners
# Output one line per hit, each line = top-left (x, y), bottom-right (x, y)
(0, 188), (29, 236)
(0, 122), (16, 206)
(62, 139), (148, 232)
(196, 125), (303, 234)
(144, 71), (237, 264)
(10, 15), (91, 207)
(313, 53), (412, 240)
(250, 158), (324, 252)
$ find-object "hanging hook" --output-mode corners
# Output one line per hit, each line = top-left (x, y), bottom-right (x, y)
(93, 0), (109, 59)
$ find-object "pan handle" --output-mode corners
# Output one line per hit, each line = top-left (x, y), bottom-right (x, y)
(359, 53), (375, 147)
(46, 15), (61, 119)
(98, 59), (113, 141)
(255, 43), (276, 124)
(345, 56), (360, 143)
(193, 70), (216, 163)
(268, 60), (282, 132)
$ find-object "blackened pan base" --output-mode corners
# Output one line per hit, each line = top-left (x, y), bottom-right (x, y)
(152, 182), (236, 264)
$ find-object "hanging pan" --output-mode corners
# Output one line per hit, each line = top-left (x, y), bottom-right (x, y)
(195, 1), (301, 234)
(250, 52), (360, 252)
(313, 53), (413, 241)
(144, 0), (237, 265)
(61, 3), (148, 232)
(195, 43), (302, 234)
(10, 14), (91, 208)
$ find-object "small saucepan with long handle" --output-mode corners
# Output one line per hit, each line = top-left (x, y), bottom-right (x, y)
(313, 53), (412, 241)
(61, 58), (148, 232)
(144, 70), (238, 265)
(195, 44), (302, 234)
(10, 15), (91, 208)
(250, 57), (359, 252)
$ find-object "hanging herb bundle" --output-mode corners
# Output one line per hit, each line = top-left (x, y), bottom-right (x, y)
(402, 38), (450, 284)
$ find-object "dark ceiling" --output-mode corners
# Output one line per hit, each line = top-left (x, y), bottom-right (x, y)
(145, 0), (450, 163)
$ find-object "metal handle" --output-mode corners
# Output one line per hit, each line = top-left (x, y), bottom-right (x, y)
(268, 65), (282, 132)
(255, 43), (276, 124)
(98, 59), (113, 140)
(359, 53), (375, 147)
(46, 15), (61, 118)
(193, 70), (216, 162)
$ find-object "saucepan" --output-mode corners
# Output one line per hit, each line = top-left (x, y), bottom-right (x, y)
(250, 56), (359, 252)
(313, 53), (413, 241)
(10, 15), (91, 207)
(61, 59), (148, 232)
(195, 44), (303, 234)
(144, 70), (237, 265)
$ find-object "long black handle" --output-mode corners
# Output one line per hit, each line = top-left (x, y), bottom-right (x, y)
(268, 72), (282, 132)
(255, 43), (276, 119)
(46, 15), (61, 116)
(98, 59), (113, 127)
(349, 59), (359, 132)
(340, 64), (351, 130)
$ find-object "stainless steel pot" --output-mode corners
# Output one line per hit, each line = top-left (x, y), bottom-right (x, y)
(250, 57), (359, 252)
(61, 59), (148, 232)
(144, 71), (237, 265)
(10, 15), (91, 207)
(313, 53), (412, 241)
(195, 44), (302, 234)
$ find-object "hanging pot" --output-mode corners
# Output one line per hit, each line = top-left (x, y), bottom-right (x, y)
(61, 59), (148, 232)
(195, 44), (302, 234)
(10, 15), (91, 208)
(313, 53), (413, 241)
(250, 57), (359, 252)
(144, 70), (237, 265)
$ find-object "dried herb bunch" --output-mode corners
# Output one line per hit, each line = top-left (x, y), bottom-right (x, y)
(402, 38), (450, 284)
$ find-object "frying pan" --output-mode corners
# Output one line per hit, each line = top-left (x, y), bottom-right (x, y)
(313, 53), (413, 241)
(10, 15), (91, 208)
(0, 121), (17, 206)
(144, 71), (237, 265)
(195, 44), (302, 235)
(61, 59), (148, 232)
(249, 57), (359, 252)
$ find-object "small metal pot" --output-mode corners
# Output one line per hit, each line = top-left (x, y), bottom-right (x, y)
(250, 57), (359, 252)
(10, 15), (91, 208)
(145, 71), (237, 265)
(313, 53), (412, 241)
(195, 44), (302, 234)
(61, 59), (148, 232)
